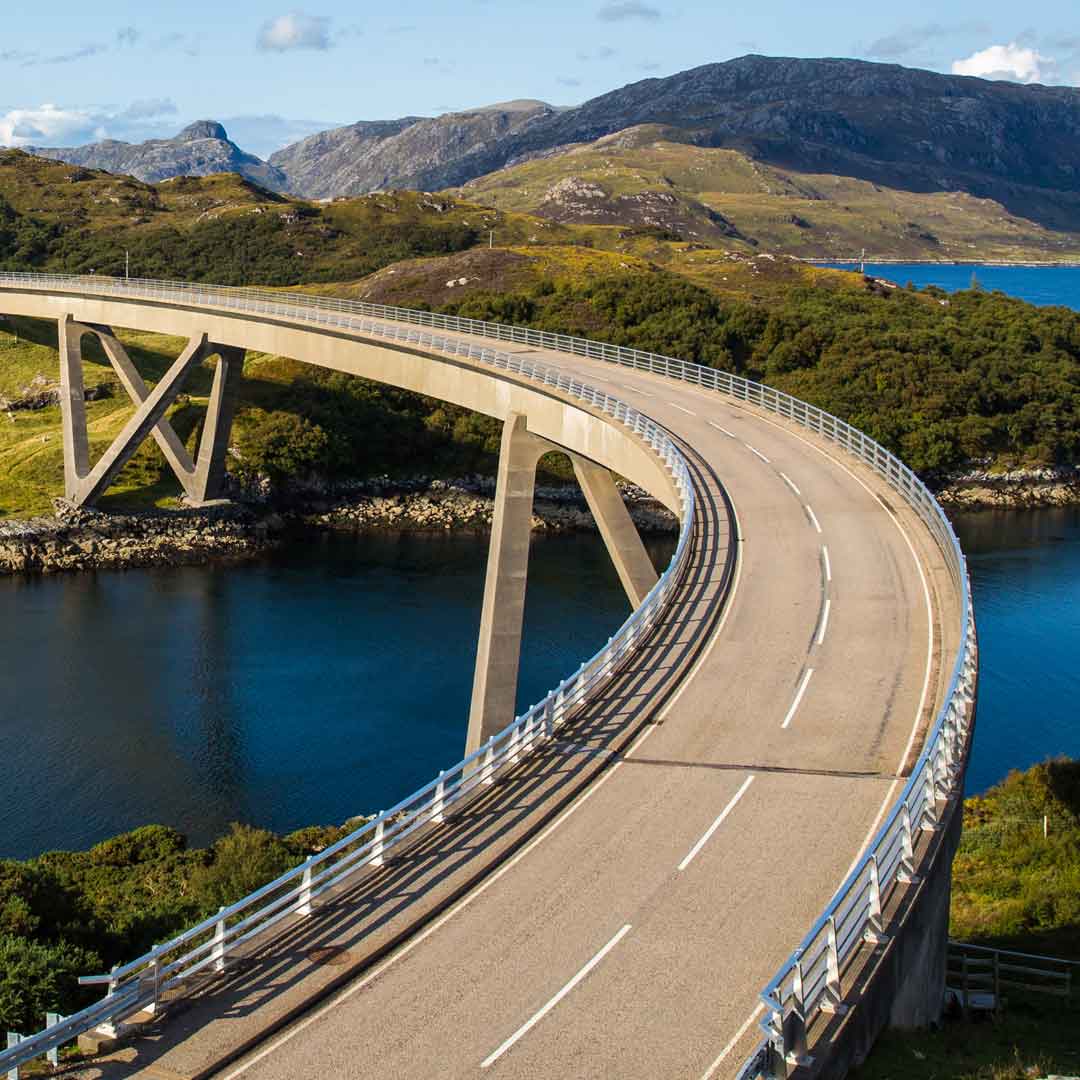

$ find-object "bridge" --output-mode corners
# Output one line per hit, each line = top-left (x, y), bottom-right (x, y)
(0, 274), (976, 1079)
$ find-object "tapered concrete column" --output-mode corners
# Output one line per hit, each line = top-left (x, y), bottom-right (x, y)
(466, 413), (550, 757)
(571, 455), (658, 608)
(191, 346), (244, 504)
(58, 316), (91, 501)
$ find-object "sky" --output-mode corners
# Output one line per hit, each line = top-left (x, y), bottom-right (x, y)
(1, 2), (1078, 159)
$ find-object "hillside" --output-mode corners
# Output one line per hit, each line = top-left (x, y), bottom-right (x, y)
(31, 121), (287, 191)
(450, 127), (1080, 262)
(264, 55), (1080, 235)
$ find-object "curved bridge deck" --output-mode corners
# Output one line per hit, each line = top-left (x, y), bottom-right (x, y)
(0, 281), (966, 1079)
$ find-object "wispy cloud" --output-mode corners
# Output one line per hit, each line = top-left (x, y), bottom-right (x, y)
(576, 46), (616, 61)
(116, 26), (139, 47)
(867, 22), (988, 61)
(597, 2), (661, 22)
(557, 76), (582, 87)
(256, 13), (333, 52)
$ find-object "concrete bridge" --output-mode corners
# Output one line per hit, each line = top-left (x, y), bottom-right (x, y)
(0, 274), (976, 1079)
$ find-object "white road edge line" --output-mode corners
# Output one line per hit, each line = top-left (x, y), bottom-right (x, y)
(816, 597), (831, 647)
(480, 924), (633, 1069)
(745, 443), (771, 463)
(779, 471), (801, 496)
(708, 421), (736, 438)
(699, 1003), (766, 1080)
(677, 776), (756, 872)
(805, 504), (823, 533)
(781, 669), (814, 730)
(822, 544), (832, 583)
(667, 401), (697, 416)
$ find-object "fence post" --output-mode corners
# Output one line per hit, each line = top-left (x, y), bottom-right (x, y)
(545, 695), (556, 739)
(6, 1032), (23, 1080)
(212, 908), (228, 973)
(298, 857), (314, 916)
(865, 856), (888, 943)
(899, 804), (921, 884)
(45, 1013), (66, 1065)
(483, 737), (496, 786)
(782, 961), (812, 1069)
(372, 815), (386, 867)
(993, 951), (1001, 1011)
(961, 952), (970, 1015)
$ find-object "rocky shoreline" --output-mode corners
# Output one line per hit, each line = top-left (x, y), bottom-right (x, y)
(0, 502), (283, 575)
(0, 478), (678, 576)
(934, 466), (1080, 511)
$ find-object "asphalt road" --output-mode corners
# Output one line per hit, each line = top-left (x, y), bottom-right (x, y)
(210, 337), (954, 1080)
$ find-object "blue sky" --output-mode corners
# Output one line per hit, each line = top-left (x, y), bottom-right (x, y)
(2, 1), (1078, 158)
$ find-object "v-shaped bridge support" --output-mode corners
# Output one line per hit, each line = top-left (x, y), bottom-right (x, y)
(58, 315), (244, 508)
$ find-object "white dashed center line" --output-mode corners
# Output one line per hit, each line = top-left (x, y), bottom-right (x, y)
(480, 924), (633, 1068)
(805, 505), (822, 534)
(708, 421), (736, 438)
(779, 472), (801, 496)
(677, 775), (756, 872)
(667, 402), (697, 416)
(781, 668), (814, 730)
(822, 545), (832, 583)
(745, 444), (771, 463)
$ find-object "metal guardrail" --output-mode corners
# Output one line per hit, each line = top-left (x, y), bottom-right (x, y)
(0, 273), (974, 1076)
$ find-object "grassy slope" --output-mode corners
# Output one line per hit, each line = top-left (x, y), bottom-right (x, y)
(857, 760), (1080, 1080)
(449, 129), (1080, 263)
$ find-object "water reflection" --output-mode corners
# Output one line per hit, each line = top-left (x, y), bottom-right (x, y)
(1, 530), (672, 859)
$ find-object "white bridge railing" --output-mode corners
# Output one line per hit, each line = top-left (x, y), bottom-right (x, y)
(0, 274), (974, 1077)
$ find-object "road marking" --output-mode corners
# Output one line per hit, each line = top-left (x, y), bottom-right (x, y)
(480, 924), (633, 1069)
(816, 598), (832, 647)
(700, 1003), (766, 1080)
(781, 669), (814, 730)
(822, 544), (832, 583)
(745, 443), (771, 463)
(667, 401), (697, 416)
(625, 384), (654, 398)
(779, 471), (801, 496)
(805, 504), (822, 533)
(708, 421), (736, 438)
(677, 775), (755, 871)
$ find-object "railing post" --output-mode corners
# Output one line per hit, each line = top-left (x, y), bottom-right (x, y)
(298, 856), (314, 915)
(211, 908), (229, 973)
(482, 737), (496, 786)
(899, 804), (921, 884)
(822, 917), (848, 1015)
(992, 951), (1001, 1011)
(7, 1032), (23, 1080)
(372, 814), (386, 867)
(782, 961), (812, 1069)
(545, 694), (556, 738)
(433, 771), (446, 823)
(508, 722), (521, 764)
(961, 952), (970, 1015)
(865, 856), (888, 943)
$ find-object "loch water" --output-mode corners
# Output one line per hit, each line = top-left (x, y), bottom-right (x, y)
(3, 265), (1079, 860)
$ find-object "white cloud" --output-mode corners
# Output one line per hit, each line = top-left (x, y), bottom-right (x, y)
(0, 100), (179, 148)
(951, 42), (1053, 84)
(256, 13), (332, 52)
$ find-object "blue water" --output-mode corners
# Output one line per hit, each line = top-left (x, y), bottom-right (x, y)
(952, 509), (1080, 794)
(821, 262), (1080, 309)
(0, 531), (672, 860)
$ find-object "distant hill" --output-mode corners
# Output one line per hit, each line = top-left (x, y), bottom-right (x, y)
(450, 126), (1080, 261)
(268, 101), (558, 200)
(31, 121), (287, 191)
(268, 55), (1080, 233)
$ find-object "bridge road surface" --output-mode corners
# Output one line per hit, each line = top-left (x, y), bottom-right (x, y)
(200, 333), (957, 1080)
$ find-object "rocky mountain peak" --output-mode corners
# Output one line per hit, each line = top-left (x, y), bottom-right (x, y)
(177, 120), (229, 142)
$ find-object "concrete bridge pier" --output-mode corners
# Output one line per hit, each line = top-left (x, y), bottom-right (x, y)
(465, 414), (660, 757)
(57, 316), (244, 508)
